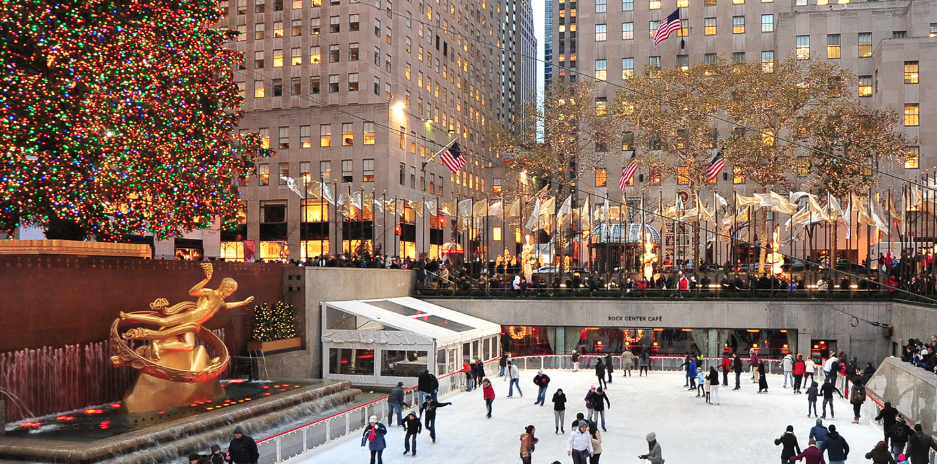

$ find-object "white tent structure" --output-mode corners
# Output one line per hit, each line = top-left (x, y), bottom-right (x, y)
(321, 297), (502, 386)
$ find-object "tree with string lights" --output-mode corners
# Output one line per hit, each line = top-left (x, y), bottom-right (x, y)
(0, 0), (270, 240)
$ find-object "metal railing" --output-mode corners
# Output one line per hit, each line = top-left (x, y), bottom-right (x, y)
(255, 359), (499, 464)
(505, 354), (785, 375)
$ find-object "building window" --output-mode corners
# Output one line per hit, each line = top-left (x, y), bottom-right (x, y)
(931, 23), (937, 37)
(259, 128), (269, 149)
(762, 51), (775, 73)
(858, 75), (872, 97)
(278, 126), (289, 149)
(796, 35), (810, 60)
(258, 164), (270, 185)
(905, 147), (920, 169)
(796, 157), (810, 177)
(254, 50), (264, 68)
(254, 23), (265, 40)
(348, 73), (358, 91)
(595, 169), (607, 187)
(310, 76), (320, 94)
(596, 0), (607, 12)
(492, 226), (502, 241)
(733, 166), (745, 184)
(273, 49), (283, 67)
(826, 34), (841, 59)
(291, 47), (302, 66)
(342, 123), (353, 146)
(320, 124), (332, 147)
(704, 17), (716, 36)
(310, 46), (321, 64)
(273, 21), (284, 37)
(310, 17), (320, 35)
(363, 159), (375, 182)
(410, 167), (416, 189)
(858, 33), (872, 58)
(329, 74), (339, 92)
(349, 14), (359, 31)
(648, 56), (661, 76)
(622, 57), (634, 79)
(677, 0), (688, 6)
(328, 44), (339, 62)
(893, 31), (906, 39)
(733, 0), (744, 3)
(676, 54), (688, 70)
(278, 163), (290, 184)
(299, 162), (310, 180)
(795, 0), (806, 5)
(904, 62), (919, 84)
(595, 97), (607, 115)
(320, 161), (331, 181)
(704, 53), (717, 65)
(342, 160), (353, 183)
(676, 166), (689, 185)
(329, 15), (340, 33)
(291, 77), (301, 96)
(761, 14), (774, 32)
(904, 104), (919, 126)
(649, 0), (660, 9)
(649, 21), (660, 38)
(678, 19), (688, 37)
(623, 0), (634, 9)
(363, 122), (375, 145)
(732, 16), (745, 34)
(374, 77), (380, 95)
(292, 18), (303, 36)
(399, 163), (406, 186)
(705, 0), (716, 5)
(595, 24), (607, 41)
(595, 60), (607, 81)
(622, 22), (633, 40)
(622, 132), (635, 150)
(732, 52), (746, 64)
(348, 43), (359, 61)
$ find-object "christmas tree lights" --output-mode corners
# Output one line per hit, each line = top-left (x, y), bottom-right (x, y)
(0, 0), (271, 239)
(251, 302), (297, 342)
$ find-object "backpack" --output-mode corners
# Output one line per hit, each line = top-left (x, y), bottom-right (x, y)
(852, 384), (866, 402)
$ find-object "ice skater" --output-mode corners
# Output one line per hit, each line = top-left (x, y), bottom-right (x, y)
(757, 360), (769, 393)
(572, 350), (580, 372)
(595, 358), (607, 389)
(820, 378), (836, 419)
(806, 381), (820, 417)
(533, 369), (551, 406)
(419, 397), (451, 443)
(552, 388), (568, 434)
(482, 378), (495, 418)
(519, 425), (538, 464)
(401, 411), (421, 456)
(793, 354), (806, 394)
(584, 386), (597, 421)
(566, 420), (594, 464)
(638, 432), (663, 464)
(696, 366), (706, 398)
(622, 349), (635, 377)
(733, 352), (743, 390)
(506, 361), (523, 397)
(588, 420), (603, 464)
(639, 349), (650, 376)
(605, 353), (614, 384)
(360, 416), (387, 464)
(719, 352), (731, 386)
(775, 425), (801, 464)
(589, 386), (610, 432)
(708, 366), (720, 405)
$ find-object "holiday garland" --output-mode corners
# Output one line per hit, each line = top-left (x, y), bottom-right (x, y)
(251, 302), (297, 342)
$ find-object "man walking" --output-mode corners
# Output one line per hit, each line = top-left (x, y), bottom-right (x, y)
(782, 352), (794, 389)
(227, 426), (259, 464)
(387, 381), (405, 426)
(533, 369), (550, 406)
(507, 361), (523, 397)
(733, 353), (743, 390)
(820, 378), (836, 419)
(906, 423), (937, 464)
(821, 424), (849, 464)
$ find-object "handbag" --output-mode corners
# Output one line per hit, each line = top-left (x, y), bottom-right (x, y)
(579, 449), (592, 459)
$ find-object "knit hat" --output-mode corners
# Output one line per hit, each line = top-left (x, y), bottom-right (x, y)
(538, 369), (543, 374)
(816, 418), (823, 426)
(898, 454), (906, 461)
(210, 444), (221, 453)
(233, 426), (244, 434)
(369, 415), (378, 423)
(828, 425), (836, 432)
(646, 432), (656, 441)
(397, 382), (404, 386)
(786, 425), (794, 432)
(188, 453), (201, 462)
(579, 420), (589, 428)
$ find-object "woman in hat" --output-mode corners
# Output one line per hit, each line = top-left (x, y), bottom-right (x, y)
(360, 415), (387, 464)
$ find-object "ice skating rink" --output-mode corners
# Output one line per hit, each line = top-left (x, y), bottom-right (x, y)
(296, 370), (884, 464)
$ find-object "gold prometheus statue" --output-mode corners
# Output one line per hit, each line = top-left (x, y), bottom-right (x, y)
(109, 263), (254, 413)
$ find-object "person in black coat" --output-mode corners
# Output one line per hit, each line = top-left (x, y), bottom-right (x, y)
(589, 386), (611, 432)
(605, 353), (614, 383)
(208, 445), (225, 464)
(595, 358), (607, 389)
(906, 423), (937, 464)
(402, 412), (422, 456)
(419, 397), (451, 443)
(874, 401), (900, 444)
(732, 353), (743, 390)
(886, 418), (912, 458)
(499, 352), (510, 376)
(758, 361), (769, 393)
(417, 370), (439, 405)
(552, 388), (568, 434)
(775, 425), (802, 464)
(227, 426), (259, 464)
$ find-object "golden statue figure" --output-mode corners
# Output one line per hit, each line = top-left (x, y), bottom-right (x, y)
(641, 234), (658, 282)
(766, 225), (784, 276)
(109, 263), (254, 413)
(521, 234), (535, 281)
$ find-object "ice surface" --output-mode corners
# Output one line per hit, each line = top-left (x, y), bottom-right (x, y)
(296, 370), (884, 464)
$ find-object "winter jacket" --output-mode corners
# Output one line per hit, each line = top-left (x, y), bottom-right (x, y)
(533, 373), (551, 387)
(708, 370), (719, 385)
(806, 382), (820, 402)
(360, 423), (387, 451)
(806, 359), (817, 374)
(622, 351), (636, 368)
(591, 429), (603, 455)
(874, 405), (900, 431)
(388, 386), (404, 405)
(402, 415), (422, 434)
(477, 362), (487, 378)
(585, 390), (596, 409)
(820, 382), (836, 400)
(595, 361), (605, 377)
(782, 354), (794, 372)
(566, 429), (594, 453)
(228, 435), (259, 464)
(507, 365), (520, 380)
(572, 353), (581, 363)
(552, 392), (567, 411)
(483, 383), (496, 400)
(209, 446), (226, 464)
(733, 356), (743, 374)
(849, 384), (866, 404)
(519, 433), (538, 458)
(809, 425), (829, 443)
(718, 357), (731, 370)
(793, 360), (807, 376)
(420, 399), (451, 420)
(906, 431), (937, 463)
(418, 372), (438, 393)
(751, 352), (760, 367)
(886, 422), (912, 446)
(646, 440), (663, 464)
(821, 431), (849, 462)
(865, 446), (896, 464)
(775, 432), (802, 460)
(687, 361), (697, 377)
(590, 391), (610, 411)
(639, 351), (650, 367)
(500, 354), (509, 368)
(605, 355), (614, 373)
(791, 445), (826, 464)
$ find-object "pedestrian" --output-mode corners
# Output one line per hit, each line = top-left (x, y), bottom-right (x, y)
(552, 388), (567, 434)
(482, 378), (495, 418)
(821, 424), (850, 464)
(638, 432), (663, 464)
(519, 425), (539, 464)
(507, 361), (523, 397)
(810, 419), (829, 443)
(621, 350), (635, 377)
(751, 348), (760, 384)
(605, 353), (614, 384)
(639, 349), (650, 376)
(776, 425), (802, 464)
(820, 378), (836, 419)
(533, 369), (551, 406)
(791, 438), (825, 464)
(793, 354), (807, 394)
(476, 358), (487, 382)
(708, 366), (721, 405)
(463, 360), (475, 391)
(500, 352), (510, 377)
(228, 426), (259, 464)
(806, 381), (820, 418)
(387, 382), (405, 426)
(782, 352), (795, 389)
(733, 353), (743, 390)
(417, 370), (438, 405)
(208, 445), (225, 464)
(595, 358), (607, 389)
(419, 396), (451, 443)
(572, 350), (581, 372)
(589, 386), (610, 432)
(849, 378), (866, 424)
(906, 423), (937, 464)
(360, 416), (387, 464)
(682, 353), (693, 387)
(719, 352), (731, 387)
(885, 418), (911, 460)
(687, 357), (697, 390)
(401, 412), (421, 456)
(805, 356), (817, 385)
(566, 420), (594, 464)
(588, 420), (603, 464)
(585, 386), (596, 421)
(865, 441), (896, 464)
(696, 366), (706, 398)
(875, 401), (899, 444)
(758, 360), (769, 393)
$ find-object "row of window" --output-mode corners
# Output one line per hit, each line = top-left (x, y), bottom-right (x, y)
(256, 159), (373, 186)
(581, 0), (858, 13)
(251, 123), (376, 150)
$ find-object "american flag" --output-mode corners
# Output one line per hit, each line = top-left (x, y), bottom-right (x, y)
(441, 141), (466, 173)
(619, 150), (638, 192)
(654, 9), (681, 46)
(704, 151), (725, 183)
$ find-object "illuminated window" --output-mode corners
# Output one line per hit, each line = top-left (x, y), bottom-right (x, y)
(559, 25), (566, 33)
(292, 19), (303, 36)
(363, 122), (375, 145)
(349, 14), (359, 31)
(492, 226), (502, 241)
(622, 22), (634, 40)
(733, 166), (745, 184)
(649, 21), (659, 38)
(274, 21), (284, 37)
(349, 43), (359, 61)
(236, 25), (246, 41)
(858, 75), (872, 97)
(622, 57), (634, 79)
(905, 147), (920, 169)
(254, 80), (265, 98)
(291, 47), (302, 65)
(595, 97), (607, 115)
(931, 23), (937, 38)
(677, 166), (689, 185)
(677, 54), (688, 71)
(302, 199), (330, 222)
(649, 167), (662, 185)
(278, 126), (290, 149)
(342, 123), (353, 146)
(273, 49), (283, 67)
(259, 164), (270, 185)
(278, 162), (290, 184)
(678, 19), (688, 37)
(732, 0), (743, 4)
(761, 14), (774, 32)
(259, 128), (269, 149)
(904, 62), (919, 84)
(762, 51), (775, 73)
(255, 23), (265, 40)
(596, 24), (607, 41)
(342, 160), (353, 183)
(796, 35), (810, 60)
(704, 18), (716, 35)
(827, 34), (840, 59)
(904, 104), (919, 126)
(705, 0), (716, 5)
(858, 33), (872, 58)
(363, 159), (375, 182)
(595, 60), (608, 81)
(595, 169), (607, 187)
(649, 0), (660, 9)
(320, 161), (331, 182)
(796, 157), (810, 177)
(310, 46), (321, 64)
(320, 124), (332, 147)
(733, 16), (745, 34)
(677, 0), (688, 6)
(348, 73), (358, 91)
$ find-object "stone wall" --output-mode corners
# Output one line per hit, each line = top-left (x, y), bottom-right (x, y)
(890, 301), (937, 349)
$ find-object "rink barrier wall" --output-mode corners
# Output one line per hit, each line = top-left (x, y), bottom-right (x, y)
(505, 354), (785, 375)
(254, 359), (499, 464)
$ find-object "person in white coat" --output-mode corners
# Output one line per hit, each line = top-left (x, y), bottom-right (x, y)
(566, 420), (594, 464)
(782, 353), (794, 388)
(506, 361), (523, 397)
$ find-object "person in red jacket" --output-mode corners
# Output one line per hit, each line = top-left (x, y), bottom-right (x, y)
(718, 354), (732, 387)
(482, 378), (495, 418)
(793, 354), (808, 394)
(791, 438), (826, 464)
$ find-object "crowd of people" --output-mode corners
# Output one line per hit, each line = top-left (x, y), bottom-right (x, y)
(900, 336), (937, 375)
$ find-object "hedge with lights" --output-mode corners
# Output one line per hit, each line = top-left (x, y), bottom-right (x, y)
(0, 0), (271, 239)
(251, 302), (298, 342)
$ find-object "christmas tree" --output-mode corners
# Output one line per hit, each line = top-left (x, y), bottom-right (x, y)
(0, 0), (271, 239)
(252, 302), (297, 342)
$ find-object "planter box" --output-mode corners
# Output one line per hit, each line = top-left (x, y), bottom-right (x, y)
(247, 337), (303, 353)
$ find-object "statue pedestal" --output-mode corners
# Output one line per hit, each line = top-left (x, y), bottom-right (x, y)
(123, 373), (225, 413)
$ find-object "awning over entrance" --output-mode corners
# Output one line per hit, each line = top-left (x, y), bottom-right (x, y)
(590, 223), (661, 244)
